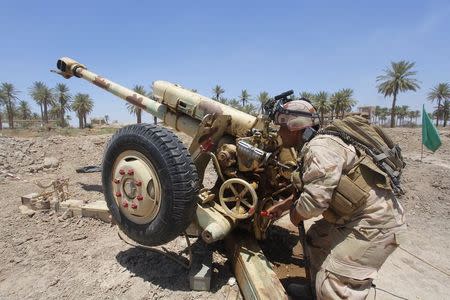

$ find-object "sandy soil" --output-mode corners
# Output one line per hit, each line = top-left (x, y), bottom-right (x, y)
(0, 126), (449, 299)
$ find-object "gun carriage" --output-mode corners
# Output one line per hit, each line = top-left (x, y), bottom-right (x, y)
(54, 57), (299, 246)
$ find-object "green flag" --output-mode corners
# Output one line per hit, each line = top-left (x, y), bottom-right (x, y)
(422, 104), (441, 152)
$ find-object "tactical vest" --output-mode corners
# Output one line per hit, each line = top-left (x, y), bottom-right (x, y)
(325, 152), (392, 222)
(294, 116), (405, 222)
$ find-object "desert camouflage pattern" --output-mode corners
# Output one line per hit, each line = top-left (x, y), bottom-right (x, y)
(55, 57), (259, 138)
(294, 134), (406, 298)
(274, 100), (320, 131)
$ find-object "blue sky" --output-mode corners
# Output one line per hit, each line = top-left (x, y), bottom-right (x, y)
(1, 0), (449, 125)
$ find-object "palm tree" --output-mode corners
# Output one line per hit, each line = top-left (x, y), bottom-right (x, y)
(212, 85), (225, 101)
(329, 93), (338, 121)
(330, 91), (344, 120)
(29, 81), (53, 124)
(407, 110), (415, 125)
(228, 98), (241, 109)
(42, 86), (54, 124)
(427, 82), (450, 127)
(72, 93), (94, 128)
(379, 107), (389, 125)
(397, 105), (409, 126)
(0, 82), (20, 128)
(376, 60), (420, 128)
(0, 100), (3, 130)
(104, 114), (109, 124)
(299, 91), (314, 101)
(29, 81), (45, 121)
(339, 88), (357, 118)
(414, 110), (421, 125)
(126, 85), (146, 124)
(442, 100), (449, 127)
(239, 89), (250, 107)
(374, 106), (382, 124)
(55, 83), (72, 127)
(18, 100), (32, 120)
(218, 97), (228, 105)
(257, 91), (270, 113)
(241, 103), (257, 116)
(49, 105), (61, 120)
(312, 91), (329, 125)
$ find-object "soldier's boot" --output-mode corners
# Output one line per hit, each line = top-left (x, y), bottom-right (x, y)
(287, 283), (313, 300)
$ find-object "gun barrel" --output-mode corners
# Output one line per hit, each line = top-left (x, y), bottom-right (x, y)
(55, 57), (258, 137)
(152, 81), (257, 137)
(56, 57), (166, 119)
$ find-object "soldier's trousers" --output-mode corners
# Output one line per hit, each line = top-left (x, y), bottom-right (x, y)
(304, 219), (400, 300)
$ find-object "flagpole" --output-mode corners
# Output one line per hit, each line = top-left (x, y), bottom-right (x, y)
(421, 138), (423, 162)
(421, 104), (424, 162)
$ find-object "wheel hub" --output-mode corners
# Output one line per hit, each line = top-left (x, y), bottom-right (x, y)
(112, 150), (161, 224)
(123, 178), (138, 199)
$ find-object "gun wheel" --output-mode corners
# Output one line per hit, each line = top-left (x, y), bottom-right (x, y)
(112, 150), (161, 224)
(219, 178), (258, 219)
(103, 124), (199, 246)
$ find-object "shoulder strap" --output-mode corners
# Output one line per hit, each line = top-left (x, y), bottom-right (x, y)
(317, 129), (404, 195)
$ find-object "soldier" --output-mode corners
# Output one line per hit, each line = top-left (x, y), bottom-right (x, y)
(266, 100), (406, 299)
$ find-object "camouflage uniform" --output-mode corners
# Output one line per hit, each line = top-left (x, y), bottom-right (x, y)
(293, 134), (406, 299)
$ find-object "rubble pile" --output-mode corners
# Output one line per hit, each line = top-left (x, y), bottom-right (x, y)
(18, 178), (111, 223)
(0, 135), (108, 178)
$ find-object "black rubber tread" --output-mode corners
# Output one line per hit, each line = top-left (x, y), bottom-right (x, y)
(102, 124), (199, 246)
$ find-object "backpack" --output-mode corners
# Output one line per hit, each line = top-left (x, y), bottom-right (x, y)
(318, 115), (405, 195)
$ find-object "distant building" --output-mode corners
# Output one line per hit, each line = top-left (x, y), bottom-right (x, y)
(91, 117), (107, 126)
(358, 106), (376, 121)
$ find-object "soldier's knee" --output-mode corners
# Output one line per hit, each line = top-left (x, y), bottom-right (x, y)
(315, 270), (372, 300)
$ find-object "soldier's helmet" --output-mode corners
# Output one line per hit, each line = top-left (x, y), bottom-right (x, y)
(274, 100), (320, 131)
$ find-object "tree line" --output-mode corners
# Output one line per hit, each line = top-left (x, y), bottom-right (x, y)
(209, 85), (358, 126)
(376, 60), (449, 127)
(207, 60), (449, 128)
(2, 60), (449, 129)
(0, 82), (94, 129)
(372, 106), (421, 126)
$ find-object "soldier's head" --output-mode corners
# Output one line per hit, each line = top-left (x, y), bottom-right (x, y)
(274, 100), (320, 148)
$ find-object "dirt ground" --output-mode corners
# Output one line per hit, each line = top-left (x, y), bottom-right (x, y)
(0, 126), (449, 299)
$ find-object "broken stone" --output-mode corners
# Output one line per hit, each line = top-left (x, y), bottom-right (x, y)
(58, 210), (73, 221)
(43, 157), (60, 169)
(19, 205), (35, 217)
(35, 199), (51, 210)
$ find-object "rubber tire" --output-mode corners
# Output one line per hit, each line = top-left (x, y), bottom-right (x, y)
(102, 124), (199, 246)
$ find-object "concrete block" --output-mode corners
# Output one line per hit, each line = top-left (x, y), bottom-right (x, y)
(81, 201), (111, 223)
(60, 199), (84, 217)
(189, 247), (212, 291)
(21, 192), (39, 206)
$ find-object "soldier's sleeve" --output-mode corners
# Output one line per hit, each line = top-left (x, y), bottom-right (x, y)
(295, 141), (347, 219)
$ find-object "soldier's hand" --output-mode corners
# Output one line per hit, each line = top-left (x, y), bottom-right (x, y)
(265, 202), (285, 219)
(265, 193), (297, 219)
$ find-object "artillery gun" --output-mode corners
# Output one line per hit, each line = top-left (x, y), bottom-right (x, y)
(53, 57), (299, 247)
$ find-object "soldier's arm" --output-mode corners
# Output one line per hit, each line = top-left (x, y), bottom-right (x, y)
(290, 142), (346, 225)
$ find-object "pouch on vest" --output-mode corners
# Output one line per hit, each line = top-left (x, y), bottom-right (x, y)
(327, 155), (390, 219)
